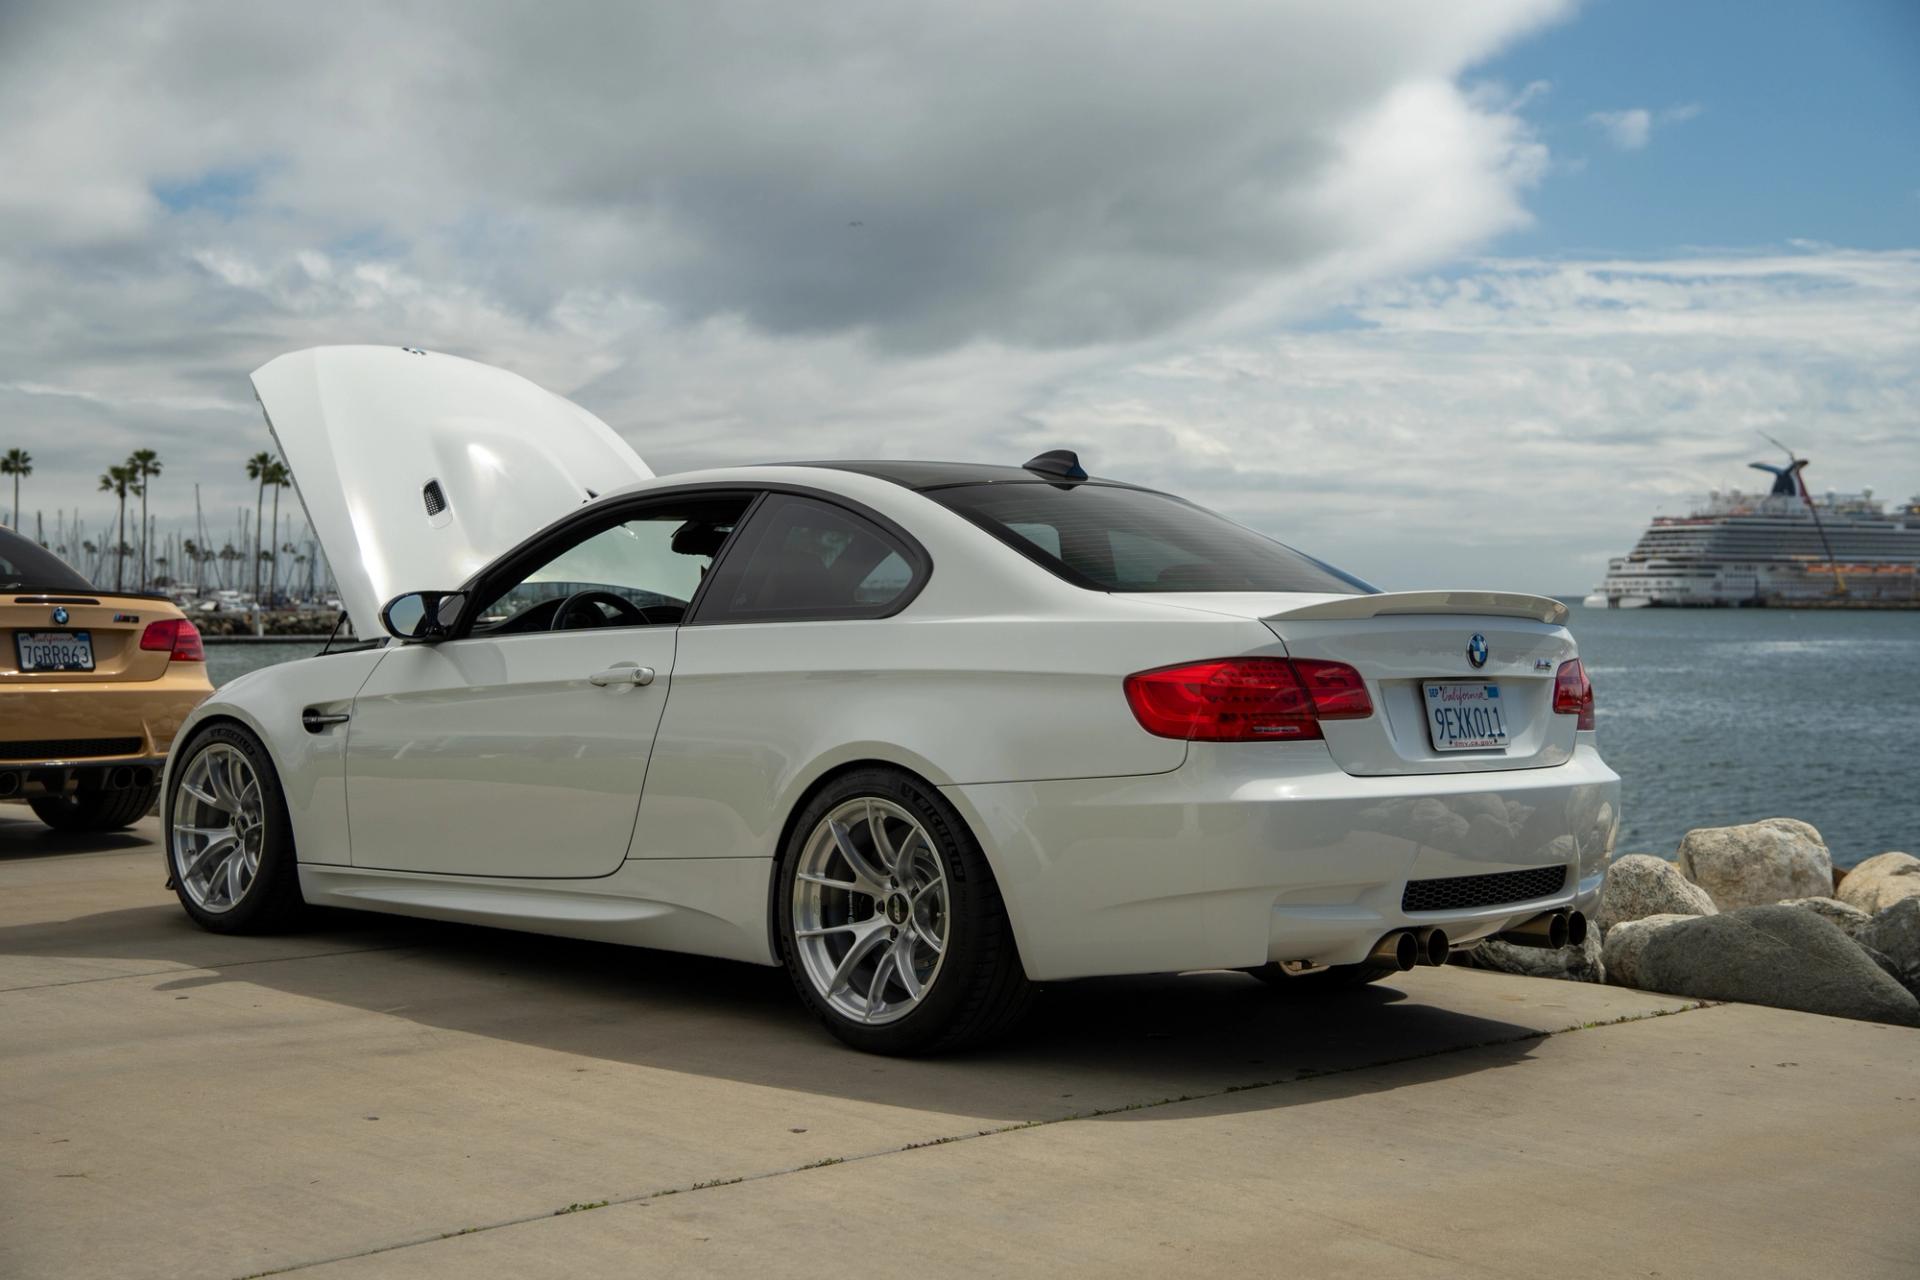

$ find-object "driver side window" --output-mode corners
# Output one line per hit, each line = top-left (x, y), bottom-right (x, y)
(471, 497), (750, 635)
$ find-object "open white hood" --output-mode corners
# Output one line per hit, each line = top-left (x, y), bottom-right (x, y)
(251, 347), (652, 639)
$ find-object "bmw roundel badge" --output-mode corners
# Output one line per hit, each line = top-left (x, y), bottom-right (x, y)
(1467, 633), (1488, 669)
(52, 606), (69, 625)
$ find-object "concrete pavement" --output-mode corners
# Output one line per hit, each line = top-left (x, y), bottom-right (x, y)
(4, 808), (1917, 1278)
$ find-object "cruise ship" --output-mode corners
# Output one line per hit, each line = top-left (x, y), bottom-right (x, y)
(1585, 455), (1920, 609)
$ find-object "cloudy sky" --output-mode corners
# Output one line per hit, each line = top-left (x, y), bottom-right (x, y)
(2, 0), (1916, 592)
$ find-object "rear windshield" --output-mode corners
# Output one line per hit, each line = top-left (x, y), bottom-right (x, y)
(0, 528), (95, 592)
(927, 482), (1373, 595)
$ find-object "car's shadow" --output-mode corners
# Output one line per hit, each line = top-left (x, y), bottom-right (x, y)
(0, 818), (152, 860)
(5, 893), (1551, 1124)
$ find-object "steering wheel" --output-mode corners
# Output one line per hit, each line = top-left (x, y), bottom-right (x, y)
(550, 590), (656, 631)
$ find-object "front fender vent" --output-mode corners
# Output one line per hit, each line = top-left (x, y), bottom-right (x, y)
(422, 479), (447, 517)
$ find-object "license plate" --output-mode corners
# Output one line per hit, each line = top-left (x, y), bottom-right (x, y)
(1424, 681), (1508, 751)
(15, 630), (95, 673)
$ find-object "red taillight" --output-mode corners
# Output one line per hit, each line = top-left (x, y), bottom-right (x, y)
(1553, 658), (1594, 730)
(140, 618), (205, 662)
(1123, 657), (1373, 742)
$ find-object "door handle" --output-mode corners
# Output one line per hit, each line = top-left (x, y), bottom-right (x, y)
(587, 665), (655, 687)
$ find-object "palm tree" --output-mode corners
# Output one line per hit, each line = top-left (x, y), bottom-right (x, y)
(182, 538), (200, 593)
(218, 542), (240, 591)
(98, 465), (140, 592)
(265, 460), (292, 604)
(245, 451), (275, 601)
(1, 447), (30, 529)
(127, 449), (162, 590)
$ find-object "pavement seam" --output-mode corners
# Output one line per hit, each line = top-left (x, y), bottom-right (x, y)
(234, 995), (1713, 1279)
(0, 945), (410, 994)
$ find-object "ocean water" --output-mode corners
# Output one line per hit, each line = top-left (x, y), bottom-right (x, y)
(1565, 604), (1917, 868)
(205, 604), (1918, 868)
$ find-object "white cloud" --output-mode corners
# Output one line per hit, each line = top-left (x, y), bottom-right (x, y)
(1587, 103), (1702, 151)
(0, 0), (1574, 528)
(4, 4), (1910, 599)
(1033, 249), (1920, 592)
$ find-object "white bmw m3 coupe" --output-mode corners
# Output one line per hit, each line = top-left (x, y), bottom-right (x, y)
(165, 345), (1617, 1054)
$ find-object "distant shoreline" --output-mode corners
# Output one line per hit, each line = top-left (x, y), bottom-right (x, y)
(202, 635), (336, 645)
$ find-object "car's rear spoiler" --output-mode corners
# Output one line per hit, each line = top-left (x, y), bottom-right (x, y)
(1264, 590), (1569, 626)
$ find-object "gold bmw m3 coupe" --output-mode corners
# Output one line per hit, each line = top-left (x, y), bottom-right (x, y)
(1, 527), (212, 831)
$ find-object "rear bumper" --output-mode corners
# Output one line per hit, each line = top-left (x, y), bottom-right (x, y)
(945, 738), (1618, 982)
(0, 756), (167, 799)
(0, 671), (209, 764)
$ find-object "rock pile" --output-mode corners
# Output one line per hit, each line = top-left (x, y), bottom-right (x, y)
(1675, 818), (1833, 910)
(1464, 819), (1920, 1028)
(1835, 851), (1920, 914)
(1600, 906), (1919, 1027)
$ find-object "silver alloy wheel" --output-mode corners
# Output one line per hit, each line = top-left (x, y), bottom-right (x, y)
(792, 797), (951, 1025)
(171, 743), (265, 913)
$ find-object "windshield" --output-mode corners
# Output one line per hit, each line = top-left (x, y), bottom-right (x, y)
(927, 482), (1373, 595)
(0, 528), (96, 592)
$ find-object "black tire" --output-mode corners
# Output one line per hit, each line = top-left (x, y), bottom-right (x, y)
(164, 722), (307, 935)
(776, 766), (1033, 1055)
(1247, 961), (1399, 998)
(29, 783), (159, 832)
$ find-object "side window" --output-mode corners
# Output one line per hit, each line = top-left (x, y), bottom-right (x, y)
(694, 494), (926, 623)
(469, 497), (749, 635)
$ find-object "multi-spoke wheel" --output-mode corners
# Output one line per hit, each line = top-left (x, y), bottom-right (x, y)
(777, 767), (1031, 1055)
(165, 723), (305, 933)
(173, 743), (265, 912)
(792, 797), (951, 1026)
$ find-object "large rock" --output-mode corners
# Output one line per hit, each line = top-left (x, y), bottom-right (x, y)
(1675, 819), (1834, 911)
(1777, 896), (1874, 941)
(1834, 852), (1920, 915)
(1462, 934), (1603, 984)
(1860, 898), (1920, 1000)
(1595, 855), (1717, 936)
(1604, 905), (1920, 1027)
(1601, 913), (1701, 990)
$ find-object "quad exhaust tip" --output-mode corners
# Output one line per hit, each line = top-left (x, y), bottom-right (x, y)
(0, 771), (17, 798)
(1367, 929), (1420, 972)
(1496, 909), (1588, 951)
(1378, 915), (1579, 969)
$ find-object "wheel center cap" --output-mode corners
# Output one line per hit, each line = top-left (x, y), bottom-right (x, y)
(885, 894), (910, 926)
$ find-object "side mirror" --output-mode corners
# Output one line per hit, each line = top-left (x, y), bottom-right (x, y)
(381, 590), (467, 641)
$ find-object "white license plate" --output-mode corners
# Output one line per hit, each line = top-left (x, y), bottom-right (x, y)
(1424, 681), (1508, 751)
(15, 631), (95, 673)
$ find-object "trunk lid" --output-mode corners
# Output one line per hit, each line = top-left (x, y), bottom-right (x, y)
(1147, 589), (1580, 776)
(251, 346), (653, 639)
(1265, 591), (1576, 776)
(1, 594), (176, 684)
